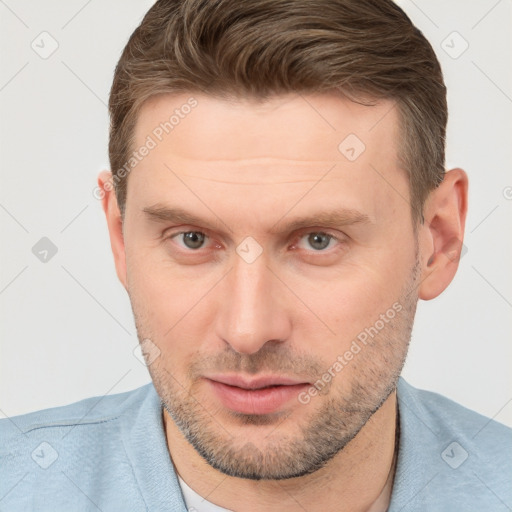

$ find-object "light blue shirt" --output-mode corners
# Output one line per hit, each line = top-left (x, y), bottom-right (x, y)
(1, 378), (511, 511)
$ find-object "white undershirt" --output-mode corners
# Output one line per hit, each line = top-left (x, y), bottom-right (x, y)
(177, 457), (395, 512)
(178, 475), (234, 512)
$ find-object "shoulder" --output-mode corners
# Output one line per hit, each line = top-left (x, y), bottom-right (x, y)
(0, 383), (153, 440)
(0, 383), (163, 511)
(391, 378), (512, 511)
(399, 377), (512, 478)
(397, 377), (512, 447)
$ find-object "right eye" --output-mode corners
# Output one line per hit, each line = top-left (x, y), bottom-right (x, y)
(169, 231), (209, 250)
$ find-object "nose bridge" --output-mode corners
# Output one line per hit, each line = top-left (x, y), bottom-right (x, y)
(216, 252), (289, 354)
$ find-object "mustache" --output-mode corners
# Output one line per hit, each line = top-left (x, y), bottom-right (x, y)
(188, 344), (325, 380)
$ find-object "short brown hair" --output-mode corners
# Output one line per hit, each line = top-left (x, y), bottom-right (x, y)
(108, 0), (447, 223)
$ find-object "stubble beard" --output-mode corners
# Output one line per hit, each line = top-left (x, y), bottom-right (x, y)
(131, 260), (420, 480)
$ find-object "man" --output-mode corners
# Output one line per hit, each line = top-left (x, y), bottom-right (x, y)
(1, 0), (511, 510)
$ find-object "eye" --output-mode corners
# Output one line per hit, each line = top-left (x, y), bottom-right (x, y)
(296, 232), (340, 251)
(171, 231), (208, 250)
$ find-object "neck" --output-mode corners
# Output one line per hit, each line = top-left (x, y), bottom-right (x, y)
(164, 391), (398, 512)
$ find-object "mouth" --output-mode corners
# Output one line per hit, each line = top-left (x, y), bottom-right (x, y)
(204, 374), (311, 415)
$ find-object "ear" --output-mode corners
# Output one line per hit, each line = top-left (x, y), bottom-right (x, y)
(418, 168), (468, 300)
(97, 170), (127, 290)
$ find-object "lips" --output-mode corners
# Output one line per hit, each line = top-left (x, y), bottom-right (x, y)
(204, 374), (310, 415)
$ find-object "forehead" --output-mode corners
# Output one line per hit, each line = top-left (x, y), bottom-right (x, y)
(133, 92), (399, 170)
(126, 92), (408, 231)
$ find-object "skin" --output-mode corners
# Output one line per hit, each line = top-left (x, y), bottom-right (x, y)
(99, 92), (467, 511)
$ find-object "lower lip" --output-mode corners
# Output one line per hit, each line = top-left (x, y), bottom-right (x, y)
(207, 380), (309, 415)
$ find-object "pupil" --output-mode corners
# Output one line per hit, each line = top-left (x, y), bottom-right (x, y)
(309, 232), (330, 250)
(184, 232), (204, 249)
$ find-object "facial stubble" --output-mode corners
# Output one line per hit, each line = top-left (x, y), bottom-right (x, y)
(130, 260), (420, 480)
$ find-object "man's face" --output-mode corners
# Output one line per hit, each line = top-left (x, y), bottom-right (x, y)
(122, 92), (420, 479)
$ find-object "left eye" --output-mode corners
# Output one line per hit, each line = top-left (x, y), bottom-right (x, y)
(297, 232), (338, 251)
(172, 231), (208, 250)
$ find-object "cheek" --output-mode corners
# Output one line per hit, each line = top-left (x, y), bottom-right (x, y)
(285, 256), (407, 350)
(126, 247), (220, 358)
(127, 250), (173, 318)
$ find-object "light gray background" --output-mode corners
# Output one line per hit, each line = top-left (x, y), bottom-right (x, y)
(1, 0), (511, 427)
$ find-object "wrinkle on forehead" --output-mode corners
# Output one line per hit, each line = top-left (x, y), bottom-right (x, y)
(133, 92), (399, 165)
(160, 155), (342, 185)
(128, 92), (407, 220)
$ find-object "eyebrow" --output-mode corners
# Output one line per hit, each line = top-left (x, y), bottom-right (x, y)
(142, 204), (372, 234)
(272, 209), (371, 234)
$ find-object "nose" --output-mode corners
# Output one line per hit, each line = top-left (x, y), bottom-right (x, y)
(215, 251), (291, 355)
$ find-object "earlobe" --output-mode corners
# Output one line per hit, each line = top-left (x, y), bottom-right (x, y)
(418, 168), (468, 300)
(97, 170), (128, 290)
